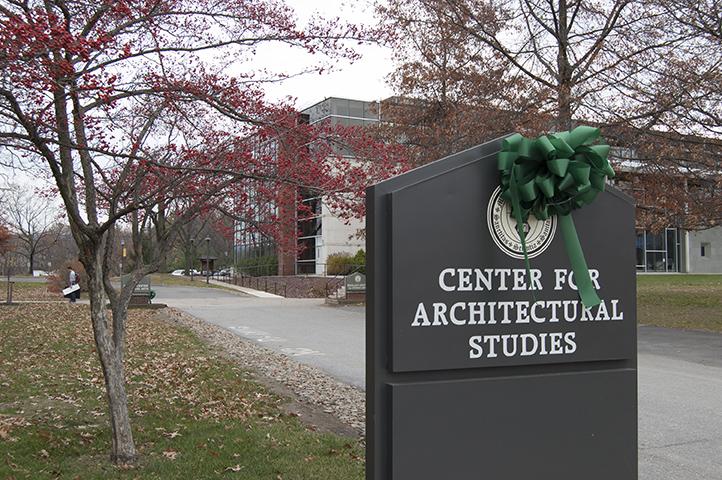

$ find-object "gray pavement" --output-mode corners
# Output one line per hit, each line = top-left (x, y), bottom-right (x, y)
(155, 285), (722, 479)
(155, 285), (365, 387)
(638, 326), (722, 479)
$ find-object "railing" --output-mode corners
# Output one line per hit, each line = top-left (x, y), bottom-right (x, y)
(204, 262), (366, 299)
(210, 272), (287, 297)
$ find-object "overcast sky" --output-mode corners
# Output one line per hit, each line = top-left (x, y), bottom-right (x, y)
(257, 0), (394, 109)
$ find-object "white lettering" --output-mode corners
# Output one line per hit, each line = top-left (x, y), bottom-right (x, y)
(595, 300), (610, 321)
(516, 301), (530, 323)
(502, 334), (519, 356)
(531, 301), (546, 323)
(498, 301), (514, 324)
(520, 334), (539, 356)
(496, 269), (511, 291)
(458, 268), (473, 291)
(554, 269), (567, 290)
(468, 302), (484, 325)
(549, 332), (564, 354)
(469, 336), (483, 359)
(474, 269), (493, 290)
(485, 335), (500, 358)
(450, 302), (467, 325)
(611, 299), (624, 320)
(564, 332), (577, 353)
(432, 303), (448, 326)
(439, 268), (455, 292)
(412, 303), (430, 326)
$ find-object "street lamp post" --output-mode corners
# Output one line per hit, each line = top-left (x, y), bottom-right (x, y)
(190, 238), (195, 281)
(205, 237), (211, 284)
(120, 239), (126, 282)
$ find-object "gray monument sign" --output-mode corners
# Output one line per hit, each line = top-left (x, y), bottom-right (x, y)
(366, 137), (637, 479)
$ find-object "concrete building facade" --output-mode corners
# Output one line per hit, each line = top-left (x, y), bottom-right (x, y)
(235, 96), (722, 275)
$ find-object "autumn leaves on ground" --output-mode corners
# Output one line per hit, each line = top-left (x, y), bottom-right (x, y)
(0, 292), (363, 479)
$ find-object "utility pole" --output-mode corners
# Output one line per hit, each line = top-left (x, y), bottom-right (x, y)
(190, 238), (195, 281)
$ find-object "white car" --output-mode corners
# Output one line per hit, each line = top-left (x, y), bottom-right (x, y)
(170, 269), (199, 276)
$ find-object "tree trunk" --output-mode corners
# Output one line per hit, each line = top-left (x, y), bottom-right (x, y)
(556, 0), (573, 131)
(28, 251), (34, 275)
(87, 267), (137, 463)
(557, 83), (573, 131)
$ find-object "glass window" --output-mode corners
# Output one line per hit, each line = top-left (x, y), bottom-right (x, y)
(665, 229), (678, 271)
(298, 237), (316, 261)
(646, 251), (667, 271)
(299, 217), (321, 238)
(645, 231), (665, 251)
(636, 231), (645, 269)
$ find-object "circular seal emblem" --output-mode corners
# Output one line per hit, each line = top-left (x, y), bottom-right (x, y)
(487, 186), (556, 259)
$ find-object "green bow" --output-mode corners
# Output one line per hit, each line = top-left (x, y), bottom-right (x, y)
(497, 126), (615, 307)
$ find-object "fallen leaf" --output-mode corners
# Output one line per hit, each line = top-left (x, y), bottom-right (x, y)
(162, 449), (179, 460)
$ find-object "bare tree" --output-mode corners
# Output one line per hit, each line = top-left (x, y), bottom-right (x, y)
(379, 0), (721, 229)
(377, 0), (549, 165)
(1, 185), (63, 274)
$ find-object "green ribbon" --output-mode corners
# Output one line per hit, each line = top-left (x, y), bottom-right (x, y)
(497, 126), (615, 307)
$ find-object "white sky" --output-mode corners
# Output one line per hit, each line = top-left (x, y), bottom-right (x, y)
(257, 0), (394, 108)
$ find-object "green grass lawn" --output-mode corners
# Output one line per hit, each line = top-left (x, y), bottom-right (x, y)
(0, 302), (363, 479)
(637, 274), (722, 332)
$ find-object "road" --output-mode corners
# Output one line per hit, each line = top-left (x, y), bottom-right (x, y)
(155, 285), (722, 480)
(155, 285), (364, 388)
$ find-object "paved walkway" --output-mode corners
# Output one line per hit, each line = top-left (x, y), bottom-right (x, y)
(155, 285), (722, 480)
(155, 285), (364, 387)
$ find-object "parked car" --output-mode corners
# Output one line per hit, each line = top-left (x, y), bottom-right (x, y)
(171, 269), (200, 276)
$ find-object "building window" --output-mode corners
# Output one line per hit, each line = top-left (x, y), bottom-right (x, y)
(701, 242), (710, 257)
(636, 228), (680, 272)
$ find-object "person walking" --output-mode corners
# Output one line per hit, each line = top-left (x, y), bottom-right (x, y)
(67, 265), (79, 303)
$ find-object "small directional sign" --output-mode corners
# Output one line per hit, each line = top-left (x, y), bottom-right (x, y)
(345, 272), (366, 292)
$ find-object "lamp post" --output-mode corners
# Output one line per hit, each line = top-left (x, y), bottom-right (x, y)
(120, 240), (126, 285)
(205, 237), (211, 284)
(190, 238), (195, 281)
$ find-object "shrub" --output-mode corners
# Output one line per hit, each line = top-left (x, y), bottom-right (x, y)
(237, 255), (278, 277)
(327, 250), (365, 276)
(352, 249), (366, 274)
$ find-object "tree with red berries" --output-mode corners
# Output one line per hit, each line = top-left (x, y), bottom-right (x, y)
(0, 0), (403, 464)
